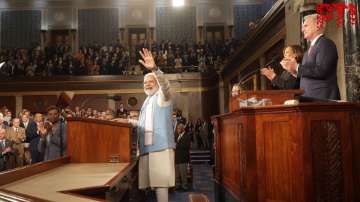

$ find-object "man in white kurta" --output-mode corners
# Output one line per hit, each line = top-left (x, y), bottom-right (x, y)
(119, 48), (175, 202)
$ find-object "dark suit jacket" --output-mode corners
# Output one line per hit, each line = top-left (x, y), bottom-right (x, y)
(299, 36), (340, 100)
(21, 120), (38, 143)
(0, 139), (15, 171)
(272, 71), (300, 90)
(22, 120), (43, 163)
(0, 139), (13, 157)
(175, 132), (191, 164)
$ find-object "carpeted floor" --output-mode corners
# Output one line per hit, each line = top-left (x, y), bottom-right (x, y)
(145, 164), (214, 202)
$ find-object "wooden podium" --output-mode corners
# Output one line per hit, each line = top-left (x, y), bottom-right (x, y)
(213, 91), (360, 202)
(0, 118), (141, 202)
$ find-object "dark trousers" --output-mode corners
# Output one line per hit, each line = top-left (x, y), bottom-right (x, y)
(175, 163), (188, 189)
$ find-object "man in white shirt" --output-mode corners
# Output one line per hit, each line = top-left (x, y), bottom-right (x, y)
(115, 48), (175, 202)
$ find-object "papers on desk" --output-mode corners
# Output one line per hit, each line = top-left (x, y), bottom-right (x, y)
(239, 97), (272, 107)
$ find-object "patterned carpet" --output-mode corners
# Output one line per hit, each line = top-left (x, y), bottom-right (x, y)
(145, 164), (214, 202)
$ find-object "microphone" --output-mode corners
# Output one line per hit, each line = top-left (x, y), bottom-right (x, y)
(264, 55), (282, 67)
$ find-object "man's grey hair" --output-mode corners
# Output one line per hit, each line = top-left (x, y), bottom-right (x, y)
(144, 72), (160, 87)
(144, 72), (156, 80)
(304, 13), (326, 33)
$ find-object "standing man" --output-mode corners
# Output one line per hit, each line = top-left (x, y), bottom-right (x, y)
(199, 120), (209, 149)
(281, 14), (340, 100)
(26, 113), (44, 164)
(116, 103), (128, 118)
(38, 106), (67, 161)
(115, 48), (175, 202)
(174, 123), (191, 191)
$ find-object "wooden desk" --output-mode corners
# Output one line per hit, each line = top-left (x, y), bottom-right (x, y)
(0, 119), (139, 202)
(212, 102), (360, 202)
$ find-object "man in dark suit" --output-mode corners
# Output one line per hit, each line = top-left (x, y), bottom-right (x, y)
(175, 123), (191, 191)
(0, 128), (15, 171)
(21, 113), (43, 164)
(116, 103), (128, 118)
(281, 14), (340, 100)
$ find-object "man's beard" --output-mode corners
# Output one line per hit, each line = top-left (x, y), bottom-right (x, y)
(144, 87), (158, 96)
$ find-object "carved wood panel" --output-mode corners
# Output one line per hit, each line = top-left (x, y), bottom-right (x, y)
(311, 120), (344, 202)
(350, 112), (360, 200)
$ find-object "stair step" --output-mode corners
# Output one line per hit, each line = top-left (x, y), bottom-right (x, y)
(191, 159), (210, 164)
(191, 159), (210, 162)
(190, 155), (210, 159)
(190, 150), (211, 154)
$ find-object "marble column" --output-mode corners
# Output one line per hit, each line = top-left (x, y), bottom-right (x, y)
(344, 0), (360, 101)
(40, 30), (46, 50)
(197, 26), (204, 44)
(107, 94), (116, 111)
(74, 30), (79, 53)
(218, 73), (225, 114)
(119, 28), (125, 44)
(259, 56), (267, 90)
(15, 95), (23, 117)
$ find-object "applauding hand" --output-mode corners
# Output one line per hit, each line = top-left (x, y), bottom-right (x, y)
(280, 58), (297, 76)
(260, 67), (276, 80)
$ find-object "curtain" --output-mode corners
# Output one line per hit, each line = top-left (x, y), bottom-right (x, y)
(156, 7), (196, 43)
(78, 8), (119, 46)
(1, 10), (41, 49)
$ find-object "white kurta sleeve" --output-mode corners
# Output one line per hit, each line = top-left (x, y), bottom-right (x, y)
(153, 69), (171, 107)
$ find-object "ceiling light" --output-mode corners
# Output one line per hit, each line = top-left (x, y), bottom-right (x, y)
(172, 0), (184, 7)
